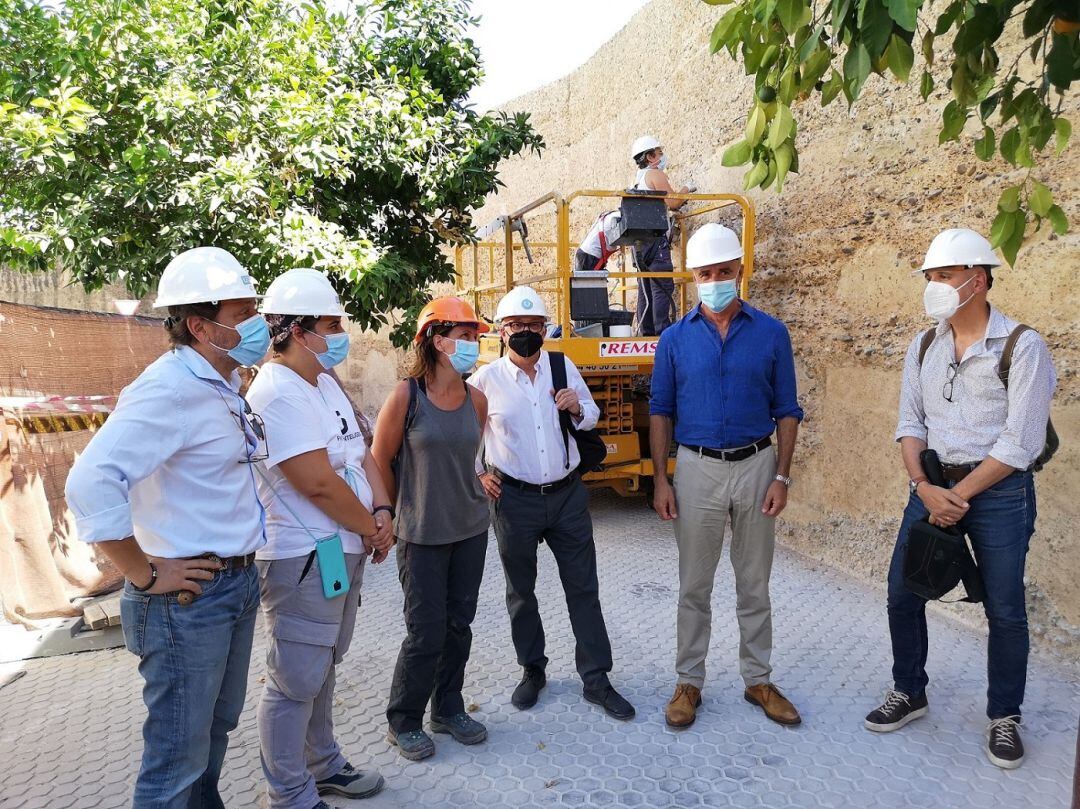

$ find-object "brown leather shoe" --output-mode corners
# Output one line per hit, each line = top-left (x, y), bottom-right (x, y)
(665, 683), (701, 728)
(744, 683), (801, 725)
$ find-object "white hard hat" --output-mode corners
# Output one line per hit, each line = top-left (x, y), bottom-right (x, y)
(915, 228), (1002, 274)
(630, 135), (661, 159)
(260, 268), (347, 316)
(495, 286), (548, 321)
(153, 247), (261, 308)
(686, 223), (743, 269)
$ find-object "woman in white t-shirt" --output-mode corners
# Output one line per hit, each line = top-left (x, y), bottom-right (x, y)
(248, 268), (392, 808)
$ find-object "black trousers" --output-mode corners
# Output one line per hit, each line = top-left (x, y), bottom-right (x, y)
(385, 532), (488, 732)
(491, 477), (613, 690)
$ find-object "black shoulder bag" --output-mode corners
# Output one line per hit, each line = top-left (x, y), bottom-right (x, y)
(548, 351), (608, 475)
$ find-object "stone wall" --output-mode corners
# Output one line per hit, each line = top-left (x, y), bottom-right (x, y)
(475, 0), (1080, 659)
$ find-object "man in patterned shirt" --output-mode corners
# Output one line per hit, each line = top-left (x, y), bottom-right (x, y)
(864, 228), (1056, 770)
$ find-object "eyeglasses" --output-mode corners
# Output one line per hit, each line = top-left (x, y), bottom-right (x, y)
(943, 362), (960, 403)
(215, 388), (268, 463)
(503, 322), (546, 334)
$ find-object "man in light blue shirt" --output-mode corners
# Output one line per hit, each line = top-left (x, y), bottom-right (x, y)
(65, 247), (271, 809)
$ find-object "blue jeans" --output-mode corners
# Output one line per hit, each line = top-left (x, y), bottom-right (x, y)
(886, 470), (1036, 718)
(120, 563), (260, 809)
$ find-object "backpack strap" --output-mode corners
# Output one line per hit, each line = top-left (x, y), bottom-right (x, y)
(998, 324), (1033, 390)
(548, 351), (572, 471)
(403, 376), (421, 434)
(916, 328), (936, 367)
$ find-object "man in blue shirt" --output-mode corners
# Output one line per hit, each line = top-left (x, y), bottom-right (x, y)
(649, 224), (803, 730)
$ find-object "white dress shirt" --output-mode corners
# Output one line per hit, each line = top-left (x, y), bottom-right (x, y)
(895, 305), (1056, 469)
(469, 351), (600, 485)
(65, 346), (266, 558)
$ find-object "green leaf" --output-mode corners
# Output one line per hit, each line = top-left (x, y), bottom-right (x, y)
(998, 185), (1021, 213)
(821, 70), (844, 105)
(30, 97), (51, 108)
(722, 139), (754, 167)
(1022, 1), (1055, 38)
(744, 158), (769, 190)
(745, 106), (767, 146)
(989, 209), (1017, 248)
(1029, 181), (1053, 217)
(920, 70), (934, 100)
(939, 100), (966, 144)
(884, 0), (919, 32)
(974, 126), (995, 161)
(831, 0), (852, 31)
(1046, 33), (1077, 91)
(1054, 118), (1072, 155)
(999, 127), (1020, 166)
(934, 1), (961, 35)
(1001, 211), (1026, 266)
(922, 31), (935, 65)
(953, 5), (1005, 55)
(767, 103), (794, 149)
(774, 142), (795, 191)
(710, 7), (744, 53)
(861, 0), (894, 60)
(1047, 204), (1068, 236)
(776, 0), (806, 34)
(843, 42), (871, 102)
(886, 34), (914, 81)
(702, 0), (736, 4)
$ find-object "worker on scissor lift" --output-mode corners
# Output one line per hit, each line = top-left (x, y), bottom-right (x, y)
(629, 135), (695, 336)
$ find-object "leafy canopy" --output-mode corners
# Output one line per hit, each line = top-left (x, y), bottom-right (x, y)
(705, 0), (1076, 264)
(0, 0), (543, 344)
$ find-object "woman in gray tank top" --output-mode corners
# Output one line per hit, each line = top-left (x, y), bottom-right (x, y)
(371, 296), (492, 762)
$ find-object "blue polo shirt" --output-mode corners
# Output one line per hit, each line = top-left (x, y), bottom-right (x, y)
(649, 302), (804, 449)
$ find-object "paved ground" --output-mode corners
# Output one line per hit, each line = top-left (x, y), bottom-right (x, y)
(1, 492), (1077, 808)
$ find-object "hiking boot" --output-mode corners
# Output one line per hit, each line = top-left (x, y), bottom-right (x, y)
(745, 683), (801, 726)
(864, 689), (929, 732)
(387, 727), (435, 760)
(986, 716), (1024, 769)
(429, 711), (488, 745)
(583, 684), (636, 721)
(316, 762), (385, 799)
(665, 683), (701, 728)
(511, 666), (547, 710)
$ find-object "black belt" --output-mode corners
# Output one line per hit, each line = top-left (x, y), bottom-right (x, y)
(681, 436), (772, 463)
(942, 462), (979, 483)
(494, 469), (577, 495)
(194, 552), (257, 572)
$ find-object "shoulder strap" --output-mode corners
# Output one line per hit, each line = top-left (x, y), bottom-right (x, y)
(549, 352), (572, 470)
(998, 324), (1032, 390)
(916, 328), (936, 367)
(403, 377), (421, 434)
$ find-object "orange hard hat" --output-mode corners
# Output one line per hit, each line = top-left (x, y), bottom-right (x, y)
(414, 297), (490, 344)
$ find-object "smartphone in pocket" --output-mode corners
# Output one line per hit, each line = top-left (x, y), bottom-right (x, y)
(314, 534), (350, 599)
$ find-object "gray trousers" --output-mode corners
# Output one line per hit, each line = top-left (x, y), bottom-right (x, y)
(673, 445), (777, 689)
(257, 552), (365, 809)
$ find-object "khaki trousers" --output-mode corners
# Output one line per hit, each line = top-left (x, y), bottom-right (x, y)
(673, 444), (777, 689)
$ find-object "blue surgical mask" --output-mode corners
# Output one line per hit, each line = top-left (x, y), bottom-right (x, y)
(304, 329), (350, 369)
(654, 154), (668, 171)
(442, 339), (480, 374)
(208, 314), (271, 367)
(697, 280), (738, 312)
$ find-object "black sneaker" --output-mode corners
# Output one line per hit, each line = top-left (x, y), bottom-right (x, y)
(986, 716), (1024, 769)
(511, 666), (547, 710)
(864, 689), (929, 732)
(429, 711), (488, 745)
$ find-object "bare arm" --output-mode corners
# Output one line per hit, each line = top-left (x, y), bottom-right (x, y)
(761, 417), (799, 517)
(899, 435), (969, 526)
(645, 169), (689, 210)
(371, 380), (410, 503)
(650, 414), (678, 520)
(276, 449), (377, 537)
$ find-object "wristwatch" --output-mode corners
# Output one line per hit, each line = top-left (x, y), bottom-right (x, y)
(774, 474), (792, 487)
(373, 505), (395, 519)
(909, 477), (927, 495)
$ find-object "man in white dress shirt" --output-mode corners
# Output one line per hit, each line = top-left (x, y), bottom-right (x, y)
(65, 247), (270, 809)
(864, 228), (1056, 771)
(469, 286), (635, 721)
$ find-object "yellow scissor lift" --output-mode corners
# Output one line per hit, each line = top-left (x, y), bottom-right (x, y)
(455, 189), (755, 496)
